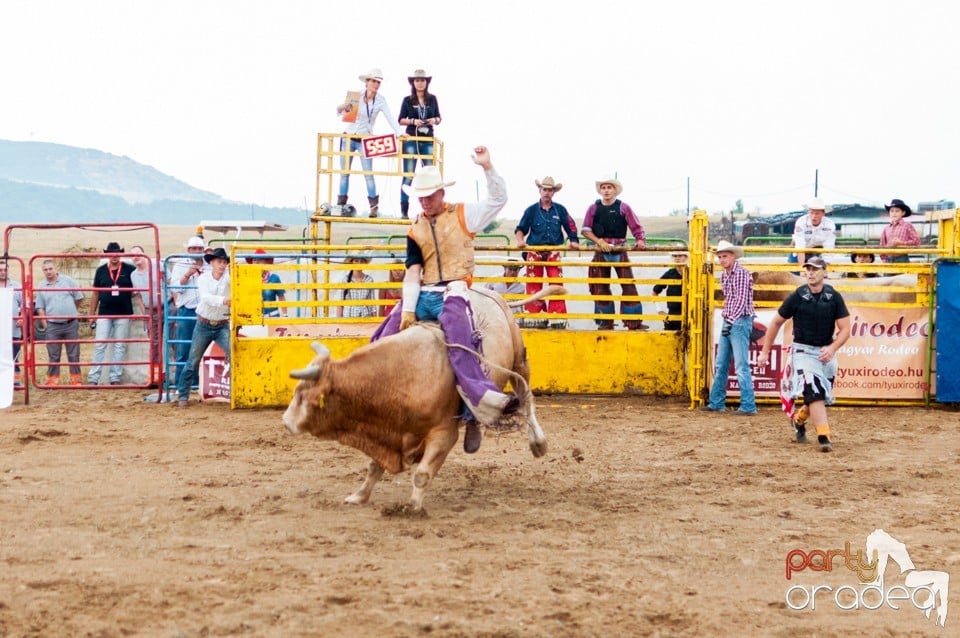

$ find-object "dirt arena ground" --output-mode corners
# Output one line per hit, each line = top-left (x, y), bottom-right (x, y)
(1, 390), (958, 637)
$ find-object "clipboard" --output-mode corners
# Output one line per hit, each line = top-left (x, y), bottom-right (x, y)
(341, 91), (361, 123)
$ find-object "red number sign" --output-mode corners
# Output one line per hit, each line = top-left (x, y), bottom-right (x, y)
(362, 134), (398, 159)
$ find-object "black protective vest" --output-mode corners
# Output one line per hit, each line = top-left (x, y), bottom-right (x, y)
(590, 200), (627, 239)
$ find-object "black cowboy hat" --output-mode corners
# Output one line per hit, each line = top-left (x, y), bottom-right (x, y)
(850, 253), (876, 264)
(204, 247), (230, 263)
(104, 241), (124, 253)
(884, 198), (913, 217)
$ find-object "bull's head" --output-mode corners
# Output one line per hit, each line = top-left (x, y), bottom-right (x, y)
(283, 341), (332, 434)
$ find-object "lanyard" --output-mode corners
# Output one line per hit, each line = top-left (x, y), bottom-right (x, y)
(107, 263), (122, 286)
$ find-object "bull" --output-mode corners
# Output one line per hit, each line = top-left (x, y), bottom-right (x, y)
(282, 287), (557, 510)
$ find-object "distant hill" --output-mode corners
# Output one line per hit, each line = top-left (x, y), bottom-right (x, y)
(0, 140), (308, 224)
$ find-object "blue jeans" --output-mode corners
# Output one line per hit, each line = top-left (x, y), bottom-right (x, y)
(88, 317), (131, 384)
(400, 139), (434, 204)
(173, 306), (197, 365)
(338, 137), (376, 198)
(176, 320), (230, 401)
(708, 315), (756, 412)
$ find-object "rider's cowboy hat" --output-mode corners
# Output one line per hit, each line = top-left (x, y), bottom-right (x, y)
(401, 165), (455, 198)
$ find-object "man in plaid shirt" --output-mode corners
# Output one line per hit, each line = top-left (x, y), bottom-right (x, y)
(879, 198), (919, 264)
(701, 240), (757, 415)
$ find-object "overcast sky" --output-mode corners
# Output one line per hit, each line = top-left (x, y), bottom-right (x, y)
(2, 0), (957, 219)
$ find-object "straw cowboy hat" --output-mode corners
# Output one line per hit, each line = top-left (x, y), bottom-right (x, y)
(358, 68), (384, 82)
(715, 240), (743, 259)
(401, 165), (455, 198)
(885, 198), (913, 217)
(503, 256), (523, 269)
(408, 69), (432, 84)
(346, 250), (373, 264)
(595, 176), (623, 197)
(184, 236), (206, 249)
(535, 176), (563, 192)
(805, 197), (833, 213)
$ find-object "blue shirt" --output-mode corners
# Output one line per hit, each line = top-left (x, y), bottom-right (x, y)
(515, 202), (579, 246)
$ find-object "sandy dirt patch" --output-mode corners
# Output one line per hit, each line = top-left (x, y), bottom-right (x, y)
(1, 390), (957, 637)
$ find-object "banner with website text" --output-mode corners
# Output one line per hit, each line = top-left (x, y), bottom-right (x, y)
(712, 305), (929, 401)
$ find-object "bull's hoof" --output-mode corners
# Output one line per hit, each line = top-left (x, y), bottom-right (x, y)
(344, 493), (369, 505)
(380, 503), (428, 518)
(529, 439), (548, 458)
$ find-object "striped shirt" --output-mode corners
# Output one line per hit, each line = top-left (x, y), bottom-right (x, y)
(720, 260), (755, 323)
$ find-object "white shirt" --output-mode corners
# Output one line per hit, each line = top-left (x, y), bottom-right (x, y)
(341, 91), (401, 136)
(792, 214), (837, 251)
(169, 259), (202, 309)
(196, 270), (231, 322)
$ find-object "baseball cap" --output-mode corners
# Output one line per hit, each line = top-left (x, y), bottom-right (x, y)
(803, 256), (827, 270)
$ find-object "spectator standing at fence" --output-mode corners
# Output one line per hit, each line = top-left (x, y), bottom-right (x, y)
(514, 176), (579, 329)
(176, 248), (231, 408)
(0, 261), (23, 384)
(581, 176), (647, 331)
(652, 251), (687, 331)
(398, 69), (441, 219)
(757, 256), (850, 452)
(335, 68), (401, 218)
(34, 259), (84, 386)
(791, 198), (836, 264)
(700, 241), (757, 415)
(246, 249), (287, 317)
(88, 242), (140, 385)
(169, 236), (206, 374)
(485, 257), (526, 296)
(848, 252), (879, 278)
(378, 259), (405, 318)
(130, 245), (162, 383)
(336, 253), (377, 318)
(879, 198), (920, 264)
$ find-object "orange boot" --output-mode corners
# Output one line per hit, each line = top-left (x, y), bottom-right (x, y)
(44, 375), (61, 386)
(69, 374), (84, 386)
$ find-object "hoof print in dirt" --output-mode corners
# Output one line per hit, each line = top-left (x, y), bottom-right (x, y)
(381, 503), (429, 519)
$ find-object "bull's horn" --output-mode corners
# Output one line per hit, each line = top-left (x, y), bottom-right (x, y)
(290, 365), (322, 380)
(310, 341), (330, 357)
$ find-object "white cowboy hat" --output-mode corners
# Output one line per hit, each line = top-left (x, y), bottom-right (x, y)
(535, 176), (563, 192)
(184, 236), (206, 249)
(358, 68), (384, 82)
(715, 240), (743, 259)
(407, 69), (432, 83)
(401, 165), (455, 198)
(805, 197), (832, 213)
(595, 176), (623, 197)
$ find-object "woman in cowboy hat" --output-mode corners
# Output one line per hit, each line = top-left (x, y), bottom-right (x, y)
(335, 68), (401, 218)
(336, 251), (376, 319)
(398, 69), (442, 219)
(879, 198), (919, 263)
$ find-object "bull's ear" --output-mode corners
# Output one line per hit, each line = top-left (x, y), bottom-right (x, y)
(310, 341), (331, 357)
(290, 364), (322, 381)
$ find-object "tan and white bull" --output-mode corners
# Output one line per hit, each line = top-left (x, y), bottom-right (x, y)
(283, 287), (555, 510)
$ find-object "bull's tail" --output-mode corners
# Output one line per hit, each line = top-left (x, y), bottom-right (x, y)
(505, 285), (567, 309)
(445, 342), (532, 428)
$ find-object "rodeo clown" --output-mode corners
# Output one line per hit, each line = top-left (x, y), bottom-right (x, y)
(756, 256), (851, 452)
(370, 146), (521, 453)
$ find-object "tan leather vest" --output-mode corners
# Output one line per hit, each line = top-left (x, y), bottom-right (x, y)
(408, 203), (475, 285)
